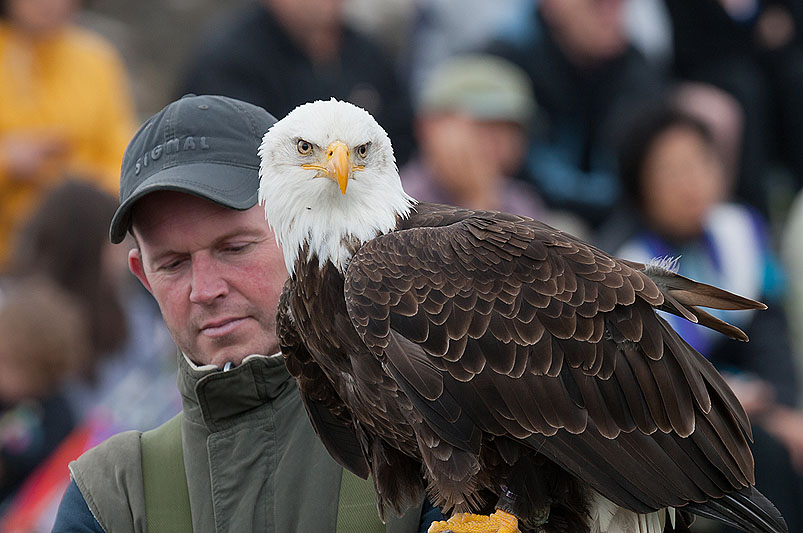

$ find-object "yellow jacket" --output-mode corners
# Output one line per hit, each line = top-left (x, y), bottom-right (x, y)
(0, 22), (135, 267)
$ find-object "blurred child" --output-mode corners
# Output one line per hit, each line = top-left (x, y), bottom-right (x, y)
(0, 181), (179, 531)
(6, 180), (179, 425)
(7, 180), (127, 374)
(0, 277), (88, 503)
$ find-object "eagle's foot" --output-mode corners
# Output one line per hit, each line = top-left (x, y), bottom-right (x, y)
(427, 510), (519, 533)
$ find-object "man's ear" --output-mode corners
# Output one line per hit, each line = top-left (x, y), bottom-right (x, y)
(128, 248), (153, 294)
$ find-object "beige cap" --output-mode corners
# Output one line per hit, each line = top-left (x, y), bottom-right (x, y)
(417, 54), (537, 128)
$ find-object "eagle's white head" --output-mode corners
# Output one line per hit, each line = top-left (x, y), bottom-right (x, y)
(258, 98), (415, 276)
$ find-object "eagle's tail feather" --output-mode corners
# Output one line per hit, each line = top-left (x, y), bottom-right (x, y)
(684, 486), (787, 533)
(640, 262), (766, 341)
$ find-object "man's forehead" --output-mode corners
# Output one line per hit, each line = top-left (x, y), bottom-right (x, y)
(130, 191), (261, 241)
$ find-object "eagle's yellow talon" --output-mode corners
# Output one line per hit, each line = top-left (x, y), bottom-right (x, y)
(427, 510), (519, 533)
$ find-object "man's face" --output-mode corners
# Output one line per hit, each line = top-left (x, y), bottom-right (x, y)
(128, 191), (287, 368)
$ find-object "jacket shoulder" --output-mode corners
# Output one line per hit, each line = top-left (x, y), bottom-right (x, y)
(69, 430), (146, 533)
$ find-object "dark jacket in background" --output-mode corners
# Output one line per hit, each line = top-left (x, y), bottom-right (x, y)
(486, 8), (665, 226)
(177, 2), (415, 166)
(665, 0), (803, 205)
(0, 393), (74, 504)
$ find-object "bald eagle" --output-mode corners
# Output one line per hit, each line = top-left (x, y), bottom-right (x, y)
(258, 99), (787, 533)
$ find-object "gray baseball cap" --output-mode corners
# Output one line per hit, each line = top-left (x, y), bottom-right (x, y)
(109, 94), (277, 243)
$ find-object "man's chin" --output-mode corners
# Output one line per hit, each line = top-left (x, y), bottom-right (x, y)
(197, 345), (255, 368)
(193, 336), (276, 368)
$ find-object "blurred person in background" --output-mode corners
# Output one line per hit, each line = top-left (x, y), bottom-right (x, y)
(0, 178), (180, 533)
(5, 180), (179, 426)
(7, 180), (127, 377)
(0, 183), (179, 532)
(402, 54), (543, 217)
(664, 0), (803, 214)
(485, 0), (666, 228)
(611, 102), (803, 532)
(0, 0), (136, 270)
(401, 53), (587, 238)
(401, 0), (530, 100)
(0, 277), (88, 506)
(595, 82), (747, 254)
(781, 185), (803, 407)
(177, 0), (415, 166)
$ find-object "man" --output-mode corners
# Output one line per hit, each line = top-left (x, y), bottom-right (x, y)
(400, 53), (588, 239)
(401, 53), (545, 218)
(485, 0), (666, 227)
(177, 0), (414, 165)
(51, 94), (428, 532)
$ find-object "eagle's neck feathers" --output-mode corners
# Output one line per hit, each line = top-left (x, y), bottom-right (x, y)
(262, 167), (415, 276)
(258, 98), (418, 276)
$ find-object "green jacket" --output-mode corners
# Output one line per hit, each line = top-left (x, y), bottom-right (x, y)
(68, 353), (423, 532)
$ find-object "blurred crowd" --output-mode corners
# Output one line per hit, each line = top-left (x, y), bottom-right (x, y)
(2, 0), (803, 530)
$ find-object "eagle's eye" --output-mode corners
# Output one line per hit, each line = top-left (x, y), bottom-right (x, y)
(356, 142), (371, 159)
(297, 139), (313, 155)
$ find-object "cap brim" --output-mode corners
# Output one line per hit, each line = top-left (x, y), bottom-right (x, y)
(109, 162), (259, 243)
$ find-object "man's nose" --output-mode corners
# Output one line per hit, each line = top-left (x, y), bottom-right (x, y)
(189, 255), (228, 304)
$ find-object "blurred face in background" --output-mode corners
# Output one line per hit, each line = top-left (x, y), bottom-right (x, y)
(474, 120), (528, 178)
(0, 280), (88, 404)
(640, 125), (727, 241)
(103, 236), (136, 290)
(417, 113), (527, 182)
(5, 0), (78, 36)
(265, 0), (344, 32)
(0, 345), (36, 403)
(540, 0), (627, 65)
(414, 112), (529, 211)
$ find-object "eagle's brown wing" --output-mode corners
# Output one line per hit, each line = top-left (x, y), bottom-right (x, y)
(344, 202), (764, 515)
(277, 281), (370, 479)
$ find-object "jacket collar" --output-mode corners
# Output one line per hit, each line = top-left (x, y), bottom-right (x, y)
(177, 352), (294, 432)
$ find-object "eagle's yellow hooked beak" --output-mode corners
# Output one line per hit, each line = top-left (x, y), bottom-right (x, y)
(300, 140), (365, 195)
(325, 141), (350, 195)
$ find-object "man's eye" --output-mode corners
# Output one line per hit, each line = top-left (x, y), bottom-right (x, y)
(222, 243), (251, 253)
(159, 258), (185, 271)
